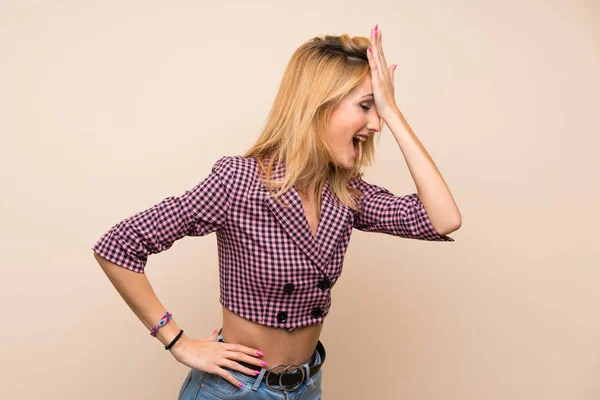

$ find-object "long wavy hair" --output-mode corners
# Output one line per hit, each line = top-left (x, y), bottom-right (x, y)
(242, 34), (386, 212)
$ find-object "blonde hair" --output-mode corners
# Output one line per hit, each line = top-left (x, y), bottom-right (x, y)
(242, 34), (385, 212)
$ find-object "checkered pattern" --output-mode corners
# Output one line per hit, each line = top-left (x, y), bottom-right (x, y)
(92, 156), (454, 331)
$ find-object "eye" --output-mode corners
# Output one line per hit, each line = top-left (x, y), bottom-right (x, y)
(360, 104), (371, 111)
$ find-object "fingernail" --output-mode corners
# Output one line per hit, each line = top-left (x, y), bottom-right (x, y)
(393, 64), (397, 71)
(368, 46), (371, 52)
(256, 350), (264, 356)
(260, 360), (267, 366)
(238, 382), (244, 387)
(375, 24), (378, 32)
(253, 370), (260, 375)
(213, 329), (217, 335)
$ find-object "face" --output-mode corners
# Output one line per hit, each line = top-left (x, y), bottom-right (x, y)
(326, 74), (381, 169)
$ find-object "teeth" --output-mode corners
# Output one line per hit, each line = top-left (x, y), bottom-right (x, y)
(353, 135), (367, 142)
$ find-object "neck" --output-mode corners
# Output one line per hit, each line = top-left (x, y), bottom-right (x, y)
(296, 182), (317, 198)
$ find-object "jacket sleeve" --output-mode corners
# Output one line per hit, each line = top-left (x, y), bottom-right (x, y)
(91, 156), (233, 273)
(351, 176), (454, 242)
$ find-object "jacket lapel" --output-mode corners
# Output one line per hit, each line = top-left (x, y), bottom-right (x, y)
(253, 157), (350, 272)
(316, 180), (351, 269)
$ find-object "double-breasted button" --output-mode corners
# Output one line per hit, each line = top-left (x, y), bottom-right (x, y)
(283, 283), (295, 294)
(317, 279), (331, 291)
(310, 307), (324, 319)
(277, 311), (288, 323)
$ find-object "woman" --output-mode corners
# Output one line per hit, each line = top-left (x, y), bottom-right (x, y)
(92, 25), (461, 400)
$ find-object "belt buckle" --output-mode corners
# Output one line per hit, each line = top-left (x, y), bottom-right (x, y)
(264, 364), (305, 392)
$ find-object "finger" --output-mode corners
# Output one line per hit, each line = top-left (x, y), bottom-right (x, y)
(378, 29), (390, 76)
(367, 28), (380, 82)
(372, 27), (386, 82)
(223, 350), (267, 368)
(389, 64), (396, 89)
(223, 343), (265, 358)
(209, 329), (219, 341)
(366, 47), (377, 80)
(376, 30), (391, 86)
(210, 366), (246, 389)
(222, 358), (262, 376)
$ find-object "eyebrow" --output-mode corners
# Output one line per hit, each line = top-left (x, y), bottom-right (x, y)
(360, 94), (374, 99)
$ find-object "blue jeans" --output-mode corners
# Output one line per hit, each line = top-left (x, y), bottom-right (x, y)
(177, 331), (323, 400)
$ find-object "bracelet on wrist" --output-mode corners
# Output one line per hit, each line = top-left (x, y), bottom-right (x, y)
(150, 311), (172, 337)
(165, 329), (184, 350)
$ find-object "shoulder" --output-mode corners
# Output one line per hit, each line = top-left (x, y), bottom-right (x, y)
(211, 155), (256, 173)
(209, 155), (259, 188)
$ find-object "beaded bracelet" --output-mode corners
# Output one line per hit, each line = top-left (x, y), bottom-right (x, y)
(150, 311), (172, 337)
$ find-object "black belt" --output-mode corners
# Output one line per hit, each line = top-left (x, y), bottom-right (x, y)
(239, 340), (325, 391)
(218, 330), (326, 392)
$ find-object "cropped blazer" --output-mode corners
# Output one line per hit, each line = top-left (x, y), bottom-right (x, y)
(92, 155), (454, 331)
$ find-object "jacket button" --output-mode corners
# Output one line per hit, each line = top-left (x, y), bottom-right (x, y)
(317, 279), (331, 291)
(310, 307), (323, 319)
(283, 283), (295, 294)
(277, 311), (288, 323)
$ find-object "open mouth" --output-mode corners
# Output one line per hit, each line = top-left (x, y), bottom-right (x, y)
(352, 135), (366, 156)
(352, 137), (360, 156)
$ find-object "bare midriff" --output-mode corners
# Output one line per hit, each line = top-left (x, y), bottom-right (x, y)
(221, 306), (323, 368)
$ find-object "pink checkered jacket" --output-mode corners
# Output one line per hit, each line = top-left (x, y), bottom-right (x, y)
(92, 155), (454, 331)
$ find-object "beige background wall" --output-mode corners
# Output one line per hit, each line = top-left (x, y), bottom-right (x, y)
(1, 1), (599, 399)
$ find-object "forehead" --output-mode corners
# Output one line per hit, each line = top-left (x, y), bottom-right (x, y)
(350, 75), (373, 96)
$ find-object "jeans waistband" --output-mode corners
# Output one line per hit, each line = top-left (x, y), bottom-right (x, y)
(215, 327), (325, 392)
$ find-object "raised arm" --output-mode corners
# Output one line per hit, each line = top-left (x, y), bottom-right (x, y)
(352, 176), (455, 241)
(366, 24), (462, 235)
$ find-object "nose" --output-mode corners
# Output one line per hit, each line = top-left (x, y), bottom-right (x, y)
(366, 108), (382, 133)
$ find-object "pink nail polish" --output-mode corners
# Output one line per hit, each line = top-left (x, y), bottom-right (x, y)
(256, 350), (264, 356)
(238, 382), (244, 387)
(375, 24), (378, 32)
(253, 370), (260, 375)
(260, 360), (267, 366)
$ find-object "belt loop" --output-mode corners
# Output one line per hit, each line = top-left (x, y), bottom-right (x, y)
(251, 368), (267, 391)
(302, 354), (313, 386)
(304, 347), (320, 387)
(302, 363), (313, 387)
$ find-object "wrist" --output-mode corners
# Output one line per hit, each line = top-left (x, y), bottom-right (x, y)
(168, 333), (189, 359)
(381, 106), (404, 125)
(155, 320), (182, 346)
